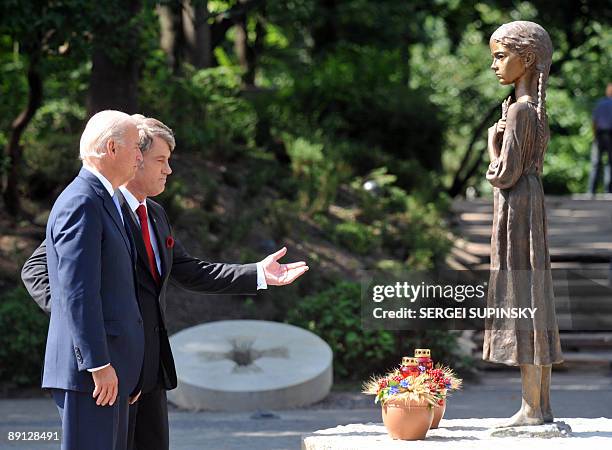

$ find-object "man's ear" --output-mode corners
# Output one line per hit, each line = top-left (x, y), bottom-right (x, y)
(106, 139), (116, 158)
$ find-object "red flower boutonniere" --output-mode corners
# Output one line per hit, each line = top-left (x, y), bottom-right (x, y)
(166, 236), (175, 249)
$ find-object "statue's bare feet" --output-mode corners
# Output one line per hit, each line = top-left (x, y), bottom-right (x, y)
(540, 365), (553, 423)
(497, 407), (544, 428)
(542, 408), (554, 423)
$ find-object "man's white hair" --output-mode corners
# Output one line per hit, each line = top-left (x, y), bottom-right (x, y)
(79, 110), (136, 160)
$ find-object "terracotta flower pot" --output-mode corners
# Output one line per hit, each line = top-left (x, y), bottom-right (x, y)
(381, 398), (433, 440)
(430, 399), (446, 429)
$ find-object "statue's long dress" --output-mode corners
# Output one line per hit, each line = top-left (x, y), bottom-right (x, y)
(482, 101), (563, 366)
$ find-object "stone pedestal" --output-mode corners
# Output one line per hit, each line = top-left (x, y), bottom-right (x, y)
(302, 418), (612, 449)
(489, 421), (572, 438)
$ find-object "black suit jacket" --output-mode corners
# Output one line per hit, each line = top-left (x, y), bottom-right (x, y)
(22, 192), (258, 392)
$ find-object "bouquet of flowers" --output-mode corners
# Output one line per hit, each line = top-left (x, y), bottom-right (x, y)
(423, 366), (462, 406)
(363, 355), (463, 439)
(362, 364), (462, 406)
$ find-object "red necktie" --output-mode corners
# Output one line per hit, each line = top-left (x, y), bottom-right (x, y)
(136, 204), (161, 286)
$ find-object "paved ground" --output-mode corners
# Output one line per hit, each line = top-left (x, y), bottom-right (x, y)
(0, 370), (610, 449)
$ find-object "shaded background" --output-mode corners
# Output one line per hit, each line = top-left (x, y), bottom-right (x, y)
(0, 0), (610, 391)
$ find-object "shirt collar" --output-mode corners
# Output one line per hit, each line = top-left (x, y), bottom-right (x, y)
(119, 186), (146, 214)
(82, 164), (114, 197)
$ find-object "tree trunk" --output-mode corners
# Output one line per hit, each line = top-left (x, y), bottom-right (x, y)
(87, 0), (141, 115)
(250, 17), (264, 83)
(158, 2), (183, 73)
(400, 30), (410, 85)
(3, 55), (43, 216)
(312, 0), (337, 55)
(183, 0), (212, 69)
(234, 3), (265, 87)
(88, 47), (139, 115)
(211, 0), (263, 66)
(234, 11), (250, 85)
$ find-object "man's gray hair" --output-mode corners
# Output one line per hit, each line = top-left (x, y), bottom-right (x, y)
(137, 117), (176, 153)
(79, 110), (136, 160)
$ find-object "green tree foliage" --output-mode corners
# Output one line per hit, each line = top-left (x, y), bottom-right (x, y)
(1, 1), (610, 384)
(408, 1), (612, 194)
(286, 281), (397, 380)
(3, 0), (610, 204)
(0, 288), (49, 386)
(286, 281), (473, 380)
(140, 56), (257, 156)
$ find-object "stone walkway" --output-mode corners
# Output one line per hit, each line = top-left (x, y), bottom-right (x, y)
(0, 371), (610, 449)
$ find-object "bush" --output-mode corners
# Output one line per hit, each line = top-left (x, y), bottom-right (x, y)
(284, 134), (351, 214)
(22, 98), (85, 198)
(351, 168), (452, 268)
(286, 281), (396, 380)
(286, 281), (473, 381)
(282, 46), (446, 190)
(263, 199), (299, 242)
(332, 221), (380, 255)
(0, 287), (48, 386)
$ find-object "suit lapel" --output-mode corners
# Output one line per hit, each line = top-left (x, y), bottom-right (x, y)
(79, 168), (132, 257)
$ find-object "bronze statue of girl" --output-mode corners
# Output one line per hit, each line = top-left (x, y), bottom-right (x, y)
(483, 20), (563, 427)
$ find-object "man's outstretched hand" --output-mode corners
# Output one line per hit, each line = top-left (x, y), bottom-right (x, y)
(260, 247), (308, 286)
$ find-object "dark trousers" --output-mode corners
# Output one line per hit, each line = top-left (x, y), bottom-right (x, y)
(589, 130), (612, 193)
(127, 387), (169, 450)
(52, 389), (130, 450)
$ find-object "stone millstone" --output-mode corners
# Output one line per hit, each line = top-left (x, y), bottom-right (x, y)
(167, 320), (333, 411)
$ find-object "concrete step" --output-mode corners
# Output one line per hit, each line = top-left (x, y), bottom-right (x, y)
(473, 331), (612, 368)
(452, 195), (612, 266)
(474, 331), (612, 348)
(449, 246), (483, 269)
(556, 313), (612, 331)
(560, 332), (612, 350)
(444, 256), (471, 272)
(475, 352), (612, 370)
(456, 241), (612, 263)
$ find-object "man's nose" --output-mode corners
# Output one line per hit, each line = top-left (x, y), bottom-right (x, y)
(164, 162), (172, 175)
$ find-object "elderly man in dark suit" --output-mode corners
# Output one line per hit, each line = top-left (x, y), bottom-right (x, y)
(22, 116), (308, 450)
(42, 110), (144, 450)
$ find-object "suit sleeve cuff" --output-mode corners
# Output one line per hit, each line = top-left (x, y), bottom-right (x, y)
(87, 363), (110, 372)
(256, 262), (267, 290)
